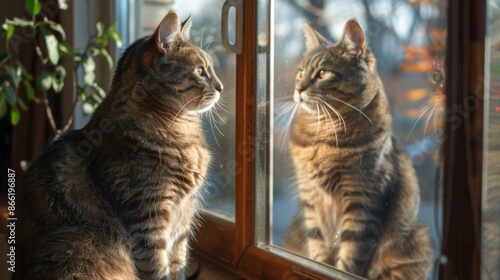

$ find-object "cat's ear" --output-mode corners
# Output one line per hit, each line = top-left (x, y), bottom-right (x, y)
(155, 11), (182, 52)
(340, 19), (366, 58)
(304, 23), (331, 51)
(304, 23), (320, 50)
(180, 16), (192, 40)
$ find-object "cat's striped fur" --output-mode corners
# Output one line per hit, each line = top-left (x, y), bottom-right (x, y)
(16, 11), (222, 280)
(283, 20), (433, 279)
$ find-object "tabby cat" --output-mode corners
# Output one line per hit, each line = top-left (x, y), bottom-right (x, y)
(283, 20), (433, 279)
(16, 11), (222, 280)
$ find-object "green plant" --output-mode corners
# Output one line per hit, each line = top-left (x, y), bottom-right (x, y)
(0, 0), (121, 134)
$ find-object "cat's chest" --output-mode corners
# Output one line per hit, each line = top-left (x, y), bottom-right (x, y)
(291, 145), (350, 184)
(176, 144), (210, 174)
(156, 144), (211, 185)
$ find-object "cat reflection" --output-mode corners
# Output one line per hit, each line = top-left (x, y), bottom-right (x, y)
(283, 19), (433, 279)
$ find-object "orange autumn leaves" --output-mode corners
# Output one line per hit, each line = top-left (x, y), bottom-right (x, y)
(400, 21), (446, 120)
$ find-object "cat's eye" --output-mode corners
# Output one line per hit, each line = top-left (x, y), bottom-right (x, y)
(318, 70), (333, 79)
(431, 69), (444, 84)
(297, 70), (305, 79)
(196, 67), (207, 77)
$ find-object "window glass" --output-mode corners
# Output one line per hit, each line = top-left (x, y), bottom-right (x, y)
(482, 1), (500, 278)
(117, 0), (236, 217)
(259, 0), (447, 278)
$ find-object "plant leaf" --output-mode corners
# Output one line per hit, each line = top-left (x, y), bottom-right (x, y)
(100, 48), (113, 70)
(90, 92), (102, 103)
(2, 23), (15, 42)
(25, 0), (42, 16)
(17, 96), (28, 111)
(83, 56), (96, 72)
(58, 0), (68, 10)
(89, 46), (100, 56)
(23, 80), (35, 100)
(6, 18), (34, 27)
(54, 65), (67, 78)
(37, 71), (53, 90)
(82, 102), (95, 115)
(52, 81), (64, 93)
(92, 83), (106, 99)
(58, 43), (74, 56)
(4, 83), (17, 106)
(84, 72), (95, 86)
(48, 21), (66, 40)
(42, 28), (60, 65)
(96, 22), (104, 37)
(78, 88), (87, 100)
(108, 22), (116, 33)
(5, 66), (21, 88)
(96, 35), (108, 47)
(17, 61), (33, 80)
(10, 106), (20, 125)
(0, 95), (6, 119)
(52, 65), (66, 93)
(110, 32), (122, 48)
(83, 56), (96, 86)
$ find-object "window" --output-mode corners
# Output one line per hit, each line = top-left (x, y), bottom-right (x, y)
(481, 1), (499, 278)
(111, 0), (490, 279)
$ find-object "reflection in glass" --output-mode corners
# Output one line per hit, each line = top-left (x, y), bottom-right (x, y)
(269, 0), (446, 278)
(482, 1), (500, 279)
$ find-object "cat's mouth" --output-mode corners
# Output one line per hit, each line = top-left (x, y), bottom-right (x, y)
(294, 91), (319, 113)
(191, 91), (221, 113)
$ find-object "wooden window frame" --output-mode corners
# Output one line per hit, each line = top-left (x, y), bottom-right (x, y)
(192, 0), (487, 279)
(439, 0), (485, 279)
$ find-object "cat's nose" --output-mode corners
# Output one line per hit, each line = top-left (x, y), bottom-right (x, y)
(295, 84), (306, 93)
(215, 83), (223, 93)
(295, 80), (311, 93)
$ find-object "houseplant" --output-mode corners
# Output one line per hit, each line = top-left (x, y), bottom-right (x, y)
(0, 0), (121, 135)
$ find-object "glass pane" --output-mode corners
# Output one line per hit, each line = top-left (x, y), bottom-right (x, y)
(482, 2), (500, 279)
(263, 0), (447, 278)
(122, 0), (236, 217)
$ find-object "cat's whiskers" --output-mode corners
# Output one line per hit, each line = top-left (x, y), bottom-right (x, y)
(367, 242), (378, 255)
(257, 95), (294, 110)
(319, 103), (339, 147)
(275, 101), (293, 150)
(406, 104), (432, 140)
(275, 101), (296, 121)
(208, 112), (222, 147)
(214, 98), (232, 117)
(323, 95), (373, 125)
(307, 95), (347, 146)
(275, 95), (295, 102)
(211, 106), (232, 132)
(275, 101), (299, 151)
(198, 95), (221, 147)
(423, 106), (437, 138)
(168, 95), (202, 128)
(432, 105), (444, 134)
(202, 40), (221, 54)
(198, 19), (210, 49)
(203, 94), (233, 141)
(208, 109), (225, 137)
(274, 100), (295, 126)
(321, 100), (347, 133)
(396, 229), (413, 247)
(199, 125), (210, 147)
(313, 104), (321, 145)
